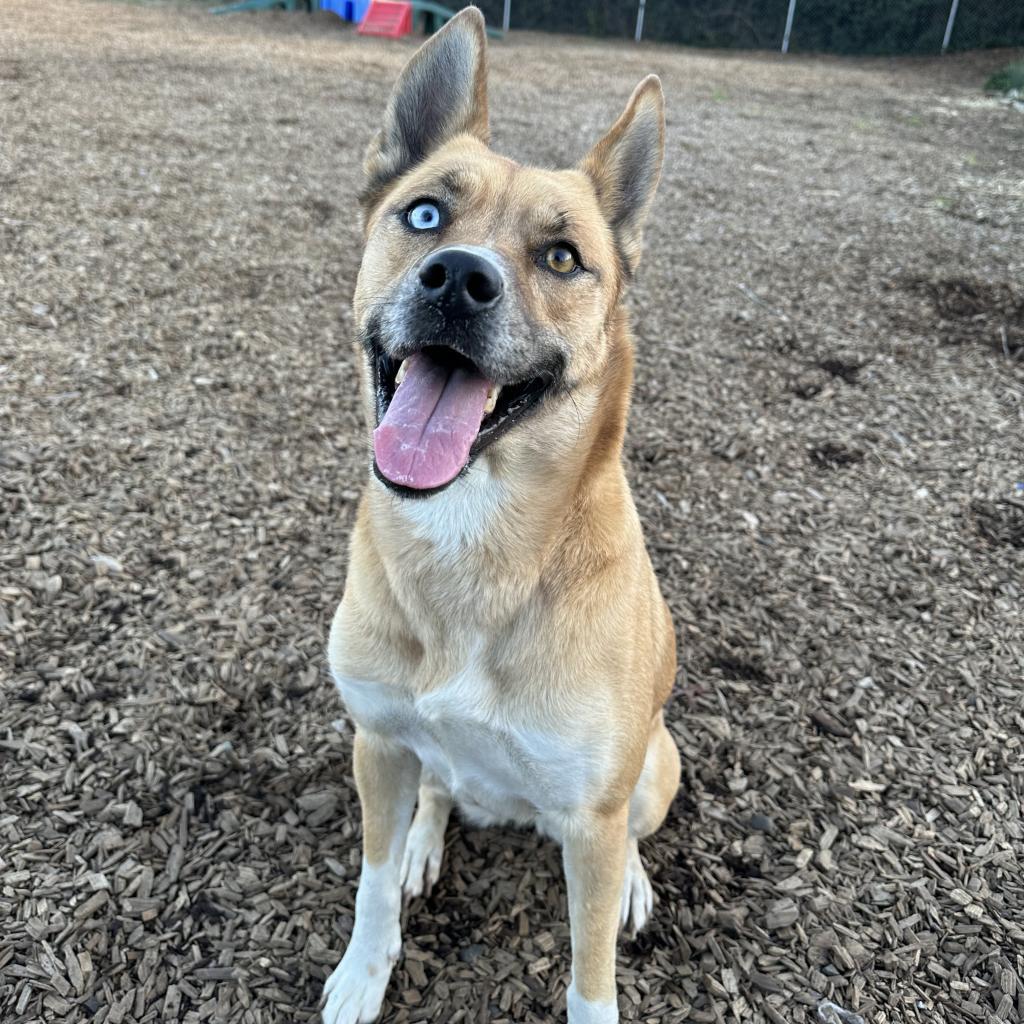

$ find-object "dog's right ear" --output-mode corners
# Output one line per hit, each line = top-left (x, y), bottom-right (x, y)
(579, 75), (664, 278)
(363, 7), (489, 207)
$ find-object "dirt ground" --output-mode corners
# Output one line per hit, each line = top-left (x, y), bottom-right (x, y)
(2, 2), (1022, 1022)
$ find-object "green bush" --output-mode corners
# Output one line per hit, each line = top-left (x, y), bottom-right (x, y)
(985, 60), (1024, 94)
(470, 0), (1024, 55)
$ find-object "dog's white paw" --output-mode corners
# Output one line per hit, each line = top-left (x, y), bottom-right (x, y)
(619, 840), (653, 934)
(567, 983), (619, 1024)
(321, 934), (399, 1024)
(400, 811), (446, 899)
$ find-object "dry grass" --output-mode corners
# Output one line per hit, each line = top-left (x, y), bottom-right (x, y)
(1, 3), (1023, 1023)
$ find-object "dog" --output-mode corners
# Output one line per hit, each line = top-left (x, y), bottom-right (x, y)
(323, 8), (680, 1023)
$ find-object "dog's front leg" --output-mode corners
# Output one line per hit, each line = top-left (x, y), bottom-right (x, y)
(562, 806), (629, 1024)
(322, 729), (419, 1024)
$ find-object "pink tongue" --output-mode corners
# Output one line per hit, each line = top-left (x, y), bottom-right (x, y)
(373, 352), (492, 490)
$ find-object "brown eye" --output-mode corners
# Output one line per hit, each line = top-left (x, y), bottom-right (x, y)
(544, 245), (577, 274)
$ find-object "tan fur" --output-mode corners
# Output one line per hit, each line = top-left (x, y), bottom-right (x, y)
(323, 10), (679, 1023)
(563, 806), (629, 1003)
(353, 731), (419, 867)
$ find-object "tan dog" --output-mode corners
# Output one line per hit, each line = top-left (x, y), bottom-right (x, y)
(323, 9), (680, 1023)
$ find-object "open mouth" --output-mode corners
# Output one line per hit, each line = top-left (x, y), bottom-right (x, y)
(371, 344), (555, 496)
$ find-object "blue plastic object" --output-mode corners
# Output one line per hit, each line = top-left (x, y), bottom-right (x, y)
(320, 0), (370, 21)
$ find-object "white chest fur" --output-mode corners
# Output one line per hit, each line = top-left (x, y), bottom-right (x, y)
(379, 458), (506, 554)
(332, 645), (601, 827)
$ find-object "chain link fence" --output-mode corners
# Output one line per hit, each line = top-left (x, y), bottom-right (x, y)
(471, 0), (1024, 55)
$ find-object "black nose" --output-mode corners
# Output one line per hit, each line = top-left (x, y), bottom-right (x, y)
(417, 248), (504, 316)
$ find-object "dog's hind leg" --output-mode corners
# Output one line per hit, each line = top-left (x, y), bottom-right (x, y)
(322, 729), (419, 1024)
(618, 837), (653, 935)
(621, 713), (681, 933)
(400, 768), (452, 899)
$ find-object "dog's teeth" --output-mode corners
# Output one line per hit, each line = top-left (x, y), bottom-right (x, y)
(395, 359), (410, 386)
(483, 385), (501, 415)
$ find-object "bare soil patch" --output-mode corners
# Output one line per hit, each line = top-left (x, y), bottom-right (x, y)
(2, 3), (1022, 1023)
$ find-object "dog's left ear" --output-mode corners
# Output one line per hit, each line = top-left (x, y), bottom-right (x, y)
(363, 7), (489, 205)
(579, 75), (664, 277)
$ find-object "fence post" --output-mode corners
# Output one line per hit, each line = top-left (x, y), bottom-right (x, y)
(941, 0), (959, 53)
(635, 0), (646, 43)
(502, 0), (510, 34)
(781, 0), (797, 53)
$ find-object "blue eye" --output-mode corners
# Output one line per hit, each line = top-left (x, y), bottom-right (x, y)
(407, 201), (441, 231)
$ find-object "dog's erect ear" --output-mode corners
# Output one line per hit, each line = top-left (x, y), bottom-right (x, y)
(579, 75), (664, 277)
(363, 7), (489, 204)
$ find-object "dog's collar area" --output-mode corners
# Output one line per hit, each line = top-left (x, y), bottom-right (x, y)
(370, 342), (559, 498)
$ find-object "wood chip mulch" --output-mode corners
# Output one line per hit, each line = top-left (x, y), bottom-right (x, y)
(2, 2), (1022, 1022)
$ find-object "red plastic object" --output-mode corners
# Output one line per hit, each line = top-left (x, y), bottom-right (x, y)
(358, 0), (412, 37)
